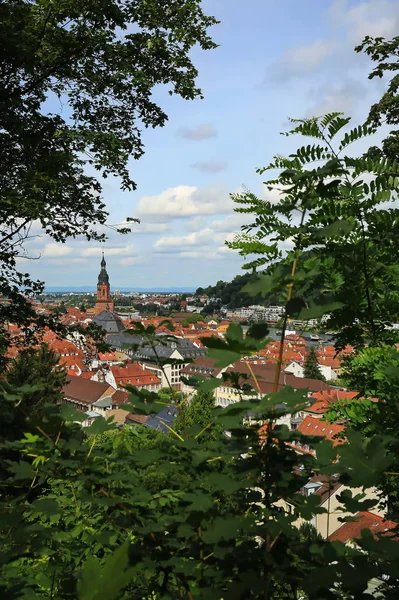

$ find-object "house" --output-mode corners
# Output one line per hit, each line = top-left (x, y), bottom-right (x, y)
(62, 375), (127, 424)
(106, 362), (162, 392)
(329, 511), (397, 544)
(276, 473), (384, 539)
(144, 405), (179, 433)
(62, 375), (116, 412)
(284, 361), (304, 378)
(304, 390), (358, 418)
(216, 320), (231, 334)
(107, 332), (205, 389)
(293, 416), (345, 455)
(214, 362), (333, 409)
(207, 319), (218, 327)
(180, 357), (230, 397)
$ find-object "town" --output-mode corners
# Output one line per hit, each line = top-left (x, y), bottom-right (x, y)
(3, 254), (394, 547)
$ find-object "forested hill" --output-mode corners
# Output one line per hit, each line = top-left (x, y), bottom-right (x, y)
(196, 272), (281, 308)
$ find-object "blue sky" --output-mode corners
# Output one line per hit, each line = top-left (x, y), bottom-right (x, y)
(22, 0), (399, 289)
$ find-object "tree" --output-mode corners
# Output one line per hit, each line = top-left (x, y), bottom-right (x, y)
(80, 303), (86, 313)
(5, 344), (66, 438)
(174, 389), (215, 431)
(303, 347), (325, 381)
(157, 386), (185, 404)
(0, 0), (217, 350)
(181, 313), (205, 327)
(356, 35), (399, 161)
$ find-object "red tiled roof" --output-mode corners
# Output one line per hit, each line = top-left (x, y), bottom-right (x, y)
(110, 363), (161, 388)
(297, 416), (344, 446)
(98, 351), (116, 361)
(79, 370), (97, 380)
(125, 413), (150, 424)
(59, 355), (85, 373)
(222, 362), (334, 394)
(305, 390), (359, 414)
(329, 512), (398, 543)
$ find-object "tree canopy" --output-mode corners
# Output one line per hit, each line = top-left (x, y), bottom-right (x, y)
(0, 0), (217, 354)
(303, 347), (325, 381)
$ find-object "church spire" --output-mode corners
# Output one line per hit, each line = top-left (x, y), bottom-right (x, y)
(98, 252), (109, 285)
(94, 251), (114, 315)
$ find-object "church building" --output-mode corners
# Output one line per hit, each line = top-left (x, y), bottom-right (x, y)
(94, 253), (114, 315)
(93, 254), (126, 334)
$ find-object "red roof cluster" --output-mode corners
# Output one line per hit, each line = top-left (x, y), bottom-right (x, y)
(110, 363), (161, 388)
(329, 512), (397, 543)
(297, 416), (344, 450)
(307, 390), (358, 414)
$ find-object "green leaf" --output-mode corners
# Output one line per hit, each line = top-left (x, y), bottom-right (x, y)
(314, 219), (355, 238)
(242, 273), (274, 298)
(207, 348), (240, 367)
(225, 322), (244, 343)
(59, 403), (86, 422)
(246, 322), (270, 339)
(298, 301), (344, 320)
(78, 542), (133, 600)
(85, 417), (115, 435)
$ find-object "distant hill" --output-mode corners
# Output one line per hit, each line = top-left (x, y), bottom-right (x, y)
(44, 286), (197, 293)
(196, 272), (280, 308)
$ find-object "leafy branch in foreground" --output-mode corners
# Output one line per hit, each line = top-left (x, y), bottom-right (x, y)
(229, 111), (399, 351)
(1, 320), (399, 598)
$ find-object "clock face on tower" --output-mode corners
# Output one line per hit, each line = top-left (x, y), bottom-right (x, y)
(94, 254), (114, 314)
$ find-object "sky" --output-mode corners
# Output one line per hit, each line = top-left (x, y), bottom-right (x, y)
(21, 0), (399, 290)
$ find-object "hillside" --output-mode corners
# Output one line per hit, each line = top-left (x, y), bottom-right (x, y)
(196, 272), (281, 308)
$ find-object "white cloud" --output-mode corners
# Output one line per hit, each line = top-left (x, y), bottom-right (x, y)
(119, 256), (143, 266)
(210, 213), (253, 232)
(268, 40), (337, 82)
(51, 258), (88, 265)
(267, 0), (399, 87)
(191, 160), (228, 173)
(177, 124), (217, 140)
(136, 185), (233, 222)
(306, 80), (367, 117)
(42, 243), (74, 257)
(329, 0), (399, 43)
(262, 185), (290, 204)
(154, 227), (238, 255)
(187, 216), (207, 231)
(154, 228), (215, 250)
(174, 247), (239, 261)
(81, 245), (136, 257)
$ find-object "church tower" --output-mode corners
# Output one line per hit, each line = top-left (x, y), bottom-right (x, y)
(94, 253), (114, 315)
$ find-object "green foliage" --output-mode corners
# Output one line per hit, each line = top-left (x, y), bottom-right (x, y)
(5, 344), (67, 439)
(196, 272), (280, 308)
(174, 389), (216, 431)
(180, 313), (206, 327)
(228, 112), (399, 350)
(356, 35), (399, 161)
(303, 347), (325, 381)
